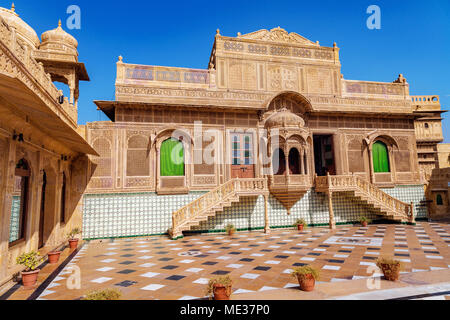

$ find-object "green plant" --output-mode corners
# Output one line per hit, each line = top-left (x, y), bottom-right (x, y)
(376, 257), (402, 277)
(225, 224), (236, 233)
(205, 275), (233, 299)
(16, 251), (43, 272)
(82, 288), (122, 300)
(293, 219), (307, 228)
(360, 217), (371, 223)
(291, 265), (320, 281)
(68, 227), (82, 240)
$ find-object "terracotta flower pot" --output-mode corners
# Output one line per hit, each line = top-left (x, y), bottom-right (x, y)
(297, 274), (316, 292)
(47, 251), (61, 264)
(21, 269), (40, 288)
(297, 224), (304, 231)
(379, 263), (401, 281)
(228, 230), (235, 236)
(213, 284), (232, 300)
(68, 239), (79, 250)
(361, 221), (368, 227)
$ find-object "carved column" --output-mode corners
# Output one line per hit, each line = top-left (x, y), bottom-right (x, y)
(368, 144), (374, 184)
(326, 174), (336, 229)
(327, 191), (336, 230)
(300, 148), (305, 175)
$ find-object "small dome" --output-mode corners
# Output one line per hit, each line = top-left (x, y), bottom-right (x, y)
(265, 107), (305, 129)
(40, 20), (78, 56)
(0, 4), (40, 48)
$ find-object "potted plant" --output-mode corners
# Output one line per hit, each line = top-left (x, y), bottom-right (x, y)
(47, 250), (62, 264)
(205, 275), (233, 300)
(16, 251), (43, 288)
(82, 288), (122, 300)
(291, 265), (320, 292)
(67, 227), (82, 249)
(293, 219), (307, 231)
(360, 217), (371, 227)
(376, 257), (403, 281)
(225, 224), (236, 236)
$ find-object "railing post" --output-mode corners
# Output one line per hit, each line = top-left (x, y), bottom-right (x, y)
(410, 202), (415, 224)
(264, 194), (270, 234)
(327, 172), (331, 189)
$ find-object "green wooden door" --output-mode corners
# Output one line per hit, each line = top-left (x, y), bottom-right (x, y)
(160, 138), (185, 176)
(372, 141), (390, 173)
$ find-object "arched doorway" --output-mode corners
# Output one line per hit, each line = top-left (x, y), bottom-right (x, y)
(273, 148), (286, 175)
(160, 138), (185, 177)
(289, 148), (301, 174)
(372, 141), (390, 173)
(9, 159), (30, 245)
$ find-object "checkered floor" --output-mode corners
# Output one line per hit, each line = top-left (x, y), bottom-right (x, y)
(35, 222), (450, 300)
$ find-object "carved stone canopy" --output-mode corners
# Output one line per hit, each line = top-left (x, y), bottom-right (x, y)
(238, 27), (318, 46)
(0, 5), (40, 48)
(265, 107), (305, 129)
(40, 20), (78, 57)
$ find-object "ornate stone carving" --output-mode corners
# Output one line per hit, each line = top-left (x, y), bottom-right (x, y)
(238, 27), (317, 46)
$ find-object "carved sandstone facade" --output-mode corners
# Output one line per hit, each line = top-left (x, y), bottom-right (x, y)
(89, 27), (446, 239)
(0, 5), (96, 285)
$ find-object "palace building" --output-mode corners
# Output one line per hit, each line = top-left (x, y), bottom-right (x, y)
(88, 27), (447, 240)
(0, 6), (448, 285)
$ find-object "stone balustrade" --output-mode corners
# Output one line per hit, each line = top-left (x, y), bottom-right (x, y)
(171, 178), (268, 237)
(315, 174), (413, 222)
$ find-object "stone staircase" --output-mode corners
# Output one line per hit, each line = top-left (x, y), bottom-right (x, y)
(170, 178), (268, 239)
(315, 174), (415, 223)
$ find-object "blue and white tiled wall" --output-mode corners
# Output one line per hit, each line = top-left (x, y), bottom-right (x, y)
(381, 185), (428, 219)
(82, 185), (428, 239)
(82, 192), (206, 239)
(9, 196), (21, 243)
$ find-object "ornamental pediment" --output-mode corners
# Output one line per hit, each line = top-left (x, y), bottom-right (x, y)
(238, 27), (318, 46)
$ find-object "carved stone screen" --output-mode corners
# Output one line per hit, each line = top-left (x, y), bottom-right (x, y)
(127, 135), (150, 177)
(92, 138), (112, 177)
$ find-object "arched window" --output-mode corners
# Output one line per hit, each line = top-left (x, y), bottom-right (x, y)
(436, 194), (443, 206)
(288, 148), (300, 174)
(160, 138), (185, 176)
(9, 159), (30, 244)
(60, 172), (66, 224)
(273, 148), (286, 175)
(372, 141), (390, 173)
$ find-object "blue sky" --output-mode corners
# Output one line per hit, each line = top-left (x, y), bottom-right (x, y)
(8, 0), (450, 142)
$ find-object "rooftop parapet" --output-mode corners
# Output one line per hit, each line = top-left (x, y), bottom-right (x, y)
(411, 95), (442, 112)
(116, 56), (215, 93)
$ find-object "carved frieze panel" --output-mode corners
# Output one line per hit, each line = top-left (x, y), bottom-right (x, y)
(193, 175), (216, 186)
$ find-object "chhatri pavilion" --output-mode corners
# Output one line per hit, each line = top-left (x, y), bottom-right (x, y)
(0, 5), (448, 286)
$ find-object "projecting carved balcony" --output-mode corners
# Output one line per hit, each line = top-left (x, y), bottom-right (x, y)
(0, 17), (78, 127)
(268, 174), (312, 191)
(268, 174), (312, 215)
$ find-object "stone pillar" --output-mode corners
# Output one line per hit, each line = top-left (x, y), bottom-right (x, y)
(327, 192), (336, 229)
(300, 149), (305, 175)
(368, 144), (374, 184)
(264, 194), (270, 234)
